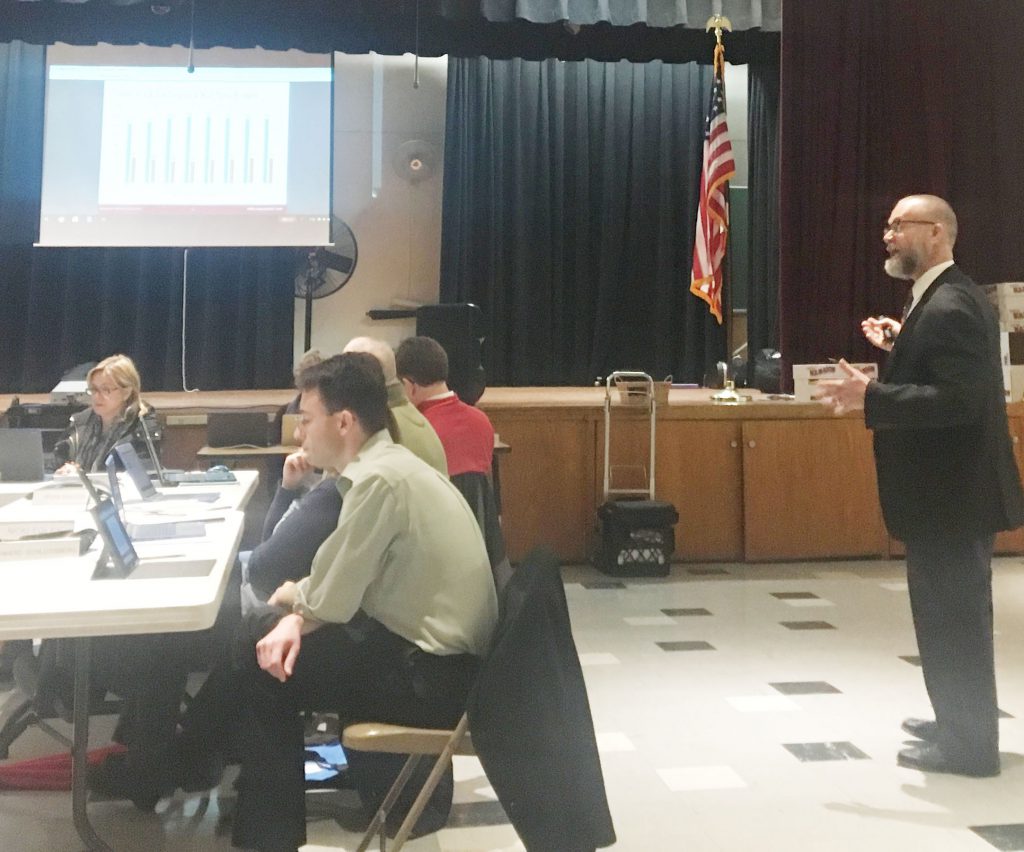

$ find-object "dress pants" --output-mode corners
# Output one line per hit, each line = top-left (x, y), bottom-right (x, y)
(85, 561), (243, 788)
(905, 533), (999, 771)
(231, 616), (478, 852)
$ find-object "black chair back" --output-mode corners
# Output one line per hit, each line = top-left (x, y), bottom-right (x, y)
(467, 549), (616, 852)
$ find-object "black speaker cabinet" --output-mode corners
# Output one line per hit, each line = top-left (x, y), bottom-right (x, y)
(416, 303), (486, 405)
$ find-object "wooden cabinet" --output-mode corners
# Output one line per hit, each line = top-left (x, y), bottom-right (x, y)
(741, 419), (887, 561)
(598, 415), (885, 563)
(489, 400), (892, 564)
(597, 417), (744, 562)
(488, 412), (597, 563)
(657, 421), (745, 562)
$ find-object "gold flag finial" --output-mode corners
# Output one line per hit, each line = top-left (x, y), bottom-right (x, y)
(705, 14), (733, 46)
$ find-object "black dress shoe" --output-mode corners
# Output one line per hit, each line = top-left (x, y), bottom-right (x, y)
(901, 717), (939, 742)
(174, 746), (225, 793)
(897, 742), (999, 777)
(87, 752), (175, 811)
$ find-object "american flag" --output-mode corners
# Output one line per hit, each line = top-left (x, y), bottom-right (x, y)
(690, 41), (736, 324)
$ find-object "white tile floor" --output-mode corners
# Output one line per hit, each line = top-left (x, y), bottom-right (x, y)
(3, 556), (1024, 851)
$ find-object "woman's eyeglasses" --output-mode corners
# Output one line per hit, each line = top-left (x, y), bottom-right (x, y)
(87, 385), (123, 397)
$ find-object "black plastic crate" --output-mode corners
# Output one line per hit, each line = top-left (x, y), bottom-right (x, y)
(595, 500), (678, 577)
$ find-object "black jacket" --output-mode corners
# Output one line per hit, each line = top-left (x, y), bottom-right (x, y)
(53, 406), (159, 473)
(865, 264), (1024, 540)
(467, 551), (615, 852)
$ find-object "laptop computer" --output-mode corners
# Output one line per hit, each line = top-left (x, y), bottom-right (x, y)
(88, 496), (216, 580)
(78, 465), (210, 542)
(206, 411), (271, 448)
(110, 443), (220, 504)
(137, 417), (237, 485)
(0, 429), (46, 482)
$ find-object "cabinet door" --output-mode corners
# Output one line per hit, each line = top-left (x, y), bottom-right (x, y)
(487, 414), (596, 564)
(598, 417), (744, 562)
(742, 419), (887, 561)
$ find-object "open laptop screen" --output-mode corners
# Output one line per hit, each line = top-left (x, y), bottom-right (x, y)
(0, 429), (46, 482)
(111, 442), (157, 499)
(105, 453), (125, 515)
(89, 496), (139, 577)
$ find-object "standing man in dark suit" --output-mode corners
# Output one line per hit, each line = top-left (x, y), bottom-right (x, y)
(818, 194), (1024, 777)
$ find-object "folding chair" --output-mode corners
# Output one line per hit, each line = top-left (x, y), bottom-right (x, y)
(341, 548), (616, 852)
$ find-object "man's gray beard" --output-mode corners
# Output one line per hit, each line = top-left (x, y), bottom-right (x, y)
(884, 253), (917, 280)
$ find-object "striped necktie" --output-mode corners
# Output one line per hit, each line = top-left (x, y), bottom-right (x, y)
(900, 291), (915, 324)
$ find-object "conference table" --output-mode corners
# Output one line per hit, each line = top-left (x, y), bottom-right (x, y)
(0, 471), (258, 851)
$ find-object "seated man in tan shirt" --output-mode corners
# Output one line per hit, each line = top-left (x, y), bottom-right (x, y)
(231, 352), (498, 852)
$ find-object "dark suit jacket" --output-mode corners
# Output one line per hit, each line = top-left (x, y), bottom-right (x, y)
(865, 264), (1024, 540)
(467, 550), (615, 852)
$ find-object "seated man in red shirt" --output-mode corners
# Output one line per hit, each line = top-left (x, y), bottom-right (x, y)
(396, 336), (505, 568)
(395, 336), (494, 476)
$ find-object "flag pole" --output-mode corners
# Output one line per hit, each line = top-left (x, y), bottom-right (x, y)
(690, 12), (736, 383)
(706, 15), (734, 369)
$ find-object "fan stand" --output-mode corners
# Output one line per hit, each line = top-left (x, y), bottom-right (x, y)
(303, 287), (315, 353)
(294, 219), (358, 352)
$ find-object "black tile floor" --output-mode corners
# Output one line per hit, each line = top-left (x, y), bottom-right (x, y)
(2, 557), (1024, 851)
(770, 681), (842, 695)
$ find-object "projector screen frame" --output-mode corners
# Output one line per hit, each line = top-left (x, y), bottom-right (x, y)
(37, 43), (335, 249)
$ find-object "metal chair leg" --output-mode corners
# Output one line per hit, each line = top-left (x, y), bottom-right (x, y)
(0, 694), (34, 759)
(355, 753), (423, 852)
(390, 714), (471, 851)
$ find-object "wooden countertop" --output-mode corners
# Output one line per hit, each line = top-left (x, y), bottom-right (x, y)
(6, 388), (1024, 422)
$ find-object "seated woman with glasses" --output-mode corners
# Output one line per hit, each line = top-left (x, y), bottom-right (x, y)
(53, 353), (158, 474)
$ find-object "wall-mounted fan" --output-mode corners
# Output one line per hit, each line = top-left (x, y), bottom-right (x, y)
(295, 218), (358, 351)
(393, 139), (438, 183)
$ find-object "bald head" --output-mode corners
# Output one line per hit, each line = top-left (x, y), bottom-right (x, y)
(901, 194), (958, 247)
(343, 336), (397, 383)
(884, 194), (957, 280)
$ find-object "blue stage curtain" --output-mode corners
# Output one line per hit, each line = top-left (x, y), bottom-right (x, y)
(439, 55), (727, 385)
(0, 40), (294, 393)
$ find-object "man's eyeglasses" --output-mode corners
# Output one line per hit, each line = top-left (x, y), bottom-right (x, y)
(87, 385), (123, 397)
(883, 219), (937, 236)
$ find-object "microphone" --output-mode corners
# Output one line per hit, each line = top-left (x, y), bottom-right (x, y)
(137, 414), (168, 485)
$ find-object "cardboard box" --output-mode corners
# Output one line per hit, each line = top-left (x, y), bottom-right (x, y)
(1004, 365), (1024, 403)
(984, 282), (1024, 311)
(997, 306), (1024, 327)
(793, 363), (879, 402)
(985, 283), (1024, 330)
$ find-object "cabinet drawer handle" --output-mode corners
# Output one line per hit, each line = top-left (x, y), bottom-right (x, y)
(730, 440), (738, 448)
(1015, 435), (1020, 445)
(748, 440), (756, 449)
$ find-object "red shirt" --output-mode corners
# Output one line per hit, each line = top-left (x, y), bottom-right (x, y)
(418, 393), (494, 476)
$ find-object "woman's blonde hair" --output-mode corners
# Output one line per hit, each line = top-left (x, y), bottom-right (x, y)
(88, 354), (143, 419)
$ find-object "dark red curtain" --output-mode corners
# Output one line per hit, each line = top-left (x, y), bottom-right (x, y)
(780, 0), (1024, 380)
